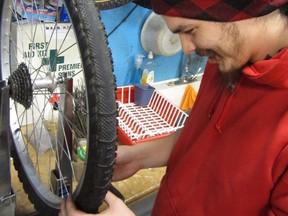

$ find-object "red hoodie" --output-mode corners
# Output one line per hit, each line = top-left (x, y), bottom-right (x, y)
(152, 48), (288, 216)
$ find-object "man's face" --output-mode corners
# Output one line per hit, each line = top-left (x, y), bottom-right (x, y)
(162, 16), (250, 75)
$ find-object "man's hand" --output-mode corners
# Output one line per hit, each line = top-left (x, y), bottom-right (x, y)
(114, 130), (181, 182)
(59, 191), (135, 216)
(112, 145), (141, 181)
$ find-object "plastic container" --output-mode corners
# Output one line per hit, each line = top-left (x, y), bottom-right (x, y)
(146, 71), (154, 84)
(141, 51), (155, 85)
(134, 84), (155, 106)
(60, 6), (70, 23)
(130, 55), (144, 85)
(140, 69), (148, 84)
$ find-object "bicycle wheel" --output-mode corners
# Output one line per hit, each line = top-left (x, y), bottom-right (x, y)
(133, 0), (151, 9)
(0, 0), (117, 215)
(95, 0), (133, 10)
(95, 0), (152, 10)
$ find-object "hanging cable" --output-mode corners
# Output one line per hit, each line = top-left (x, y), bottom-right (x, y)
(107, 5), (138, 37)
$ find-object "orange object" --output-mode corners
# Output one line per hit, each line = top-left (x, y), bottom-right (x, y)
(180, 85), (197, 112)
(49, 93), (60, 104)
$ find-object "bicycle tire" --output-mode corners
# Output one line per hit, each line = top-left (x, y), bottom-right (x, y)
(133, 0), (151, 9)
(0, 0), (117, 215)
(95, 0), (133, 10)
(95, 0), (152, 10)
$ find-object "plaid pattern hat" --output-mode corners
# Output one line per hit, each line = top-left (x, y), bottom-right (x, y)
(151, 0), (288, 21)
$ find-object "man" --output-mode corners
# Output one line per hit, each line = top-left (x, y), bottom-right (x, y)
(60, 0), (288, 215)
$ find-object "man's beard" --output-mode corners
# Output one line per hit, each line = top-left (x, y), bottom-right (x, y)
(195, 48), (242, 85)
(220, 68), (241, 86)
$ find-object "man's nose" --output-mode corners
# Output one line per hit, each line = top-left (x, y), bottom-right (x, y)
(179, 34), (196, 55)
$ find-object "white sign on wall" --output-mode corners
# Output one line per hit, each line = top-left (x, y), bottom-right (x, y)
(11, 22), (83, 80)
(11, 21), (84, 126)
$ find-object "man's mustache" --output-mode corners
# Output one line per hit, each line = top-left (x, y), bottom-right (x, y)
(195, 48), (218, 58)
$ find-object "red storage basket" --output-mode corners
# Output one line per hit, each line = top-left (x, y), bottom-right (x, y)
(117, 85), (188, 145)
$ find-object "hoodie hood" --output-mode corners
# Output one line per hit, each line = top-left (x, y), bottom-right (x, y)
(242, 47), (288, 88)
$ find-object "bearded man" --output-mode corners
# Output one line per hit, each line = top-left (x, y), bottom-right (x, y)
(60, 1), (288, 215)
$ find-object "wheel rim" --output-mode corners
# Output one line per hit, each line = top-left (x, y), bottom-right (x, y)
(1, 0), (90, 212)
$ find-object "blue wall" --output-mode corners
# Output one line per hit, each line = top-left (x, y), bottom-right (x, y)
(100, 3), (206, 86)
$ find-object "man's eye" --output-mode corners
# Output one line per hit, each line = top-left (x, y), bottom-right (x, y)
(186, 28), (196, 34)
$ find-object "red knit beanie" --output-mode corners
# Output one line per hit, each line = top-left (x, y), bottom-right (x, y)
(151, 0), (288, 21)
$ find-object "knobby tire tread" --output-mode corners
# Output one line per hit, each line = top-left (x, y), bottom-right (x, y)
(65, 0), (117, 213)
(95, 0), (133, 10)
(5, 0), (117, 215)
(95, 0), (152, 10)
